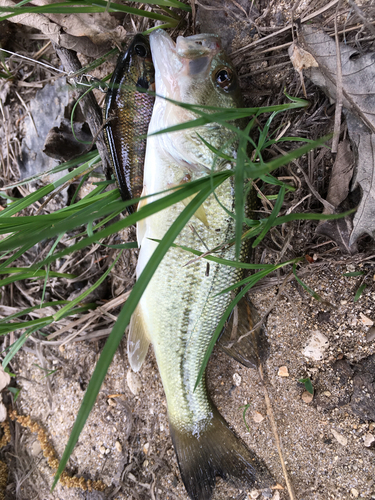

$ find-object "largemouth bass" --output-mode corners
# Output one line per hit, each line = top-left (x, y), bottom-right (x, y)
(103, 34), (154, 212)
(128, 30), (273, 499)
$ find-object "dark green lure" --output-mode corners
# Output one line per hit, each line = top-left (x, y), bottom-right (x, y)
(103, 35), (155, 212)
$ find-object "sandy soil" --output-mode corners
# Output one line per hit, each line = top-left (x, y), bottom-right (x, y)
(7, 260), (375, 500)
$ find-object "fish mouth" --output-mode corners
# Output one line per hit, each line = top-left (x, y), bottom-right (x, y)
(150, 30), (222, 100)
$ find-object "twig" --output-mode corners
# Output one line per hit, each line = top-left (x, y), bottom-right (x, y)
(231, 0), (341, 55)
(347, 0), (375, 36)
(332, 2), (343, 153)
(258, 364), (296, 500)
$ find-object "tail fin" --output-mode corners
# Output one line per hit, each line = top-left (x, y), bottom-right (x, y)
(170, 408), (274, 500)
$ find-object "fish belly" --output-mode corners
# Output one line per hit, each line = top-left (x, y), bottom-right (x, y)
(137, 174), (239, 432)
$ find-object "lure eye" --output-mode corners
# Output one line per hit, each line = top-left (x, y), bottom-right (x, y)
(215, 67), (234, 90)
(134, 43), (147, 58)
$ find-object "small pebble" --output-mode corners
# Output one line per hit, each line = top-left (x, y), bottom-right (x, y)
(143, 442), (150, 455)
(369, 422), (375, 431)
(332, 429), (348, 446)
(303, 331), (329, 361)
(366, 326), (375, 342)
(363, 433), (375, 447)
(278, 366), (289, 377)
(253, 411), (265, 423)
(271, 492), (280, 500)
(359, 313), (373, 326)
(31, 440), (42, 456)
(249, 490), (260, 499)
(302, 391), (313, 404)
(107, 398), (117, 407)
(115, 440), (122, 452)
(143, 459), (149, 468)
(233, 373), (241, 386)
(322, 391), (331, 397)
(351, 488), (359, 498)
(99, 445), (106, 454)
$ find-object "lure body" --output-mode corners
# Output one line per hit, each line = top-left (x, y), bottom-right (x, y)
(104, 34), (155, 212)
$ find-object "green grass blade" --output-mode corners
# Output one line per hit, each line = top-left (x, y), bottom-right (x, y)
(235, 119), (254, 259)
(252, 185), (286, 248)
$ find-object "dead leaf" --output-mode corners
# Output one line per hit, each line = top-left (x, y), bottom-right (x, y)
(0, 0), (120, 56)
(288, 41), (318, 97)
(315, 139), (356, 253)
(301, 25), (375, 245)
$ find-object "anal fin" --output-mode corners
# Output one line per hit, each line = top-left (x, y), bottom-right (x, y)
(218, 295), (269, 369)
(128, 303), (150, 372)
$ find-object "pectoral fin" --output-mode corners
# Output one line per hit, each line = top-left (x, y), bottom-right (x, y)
(218, 295), (269, 369)
(128, 303), (150, 372)
(181, 195), (209, 227)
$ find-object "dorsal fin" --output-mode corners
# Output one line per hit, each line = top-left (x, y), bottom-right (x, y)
(128, 303), (150, 372)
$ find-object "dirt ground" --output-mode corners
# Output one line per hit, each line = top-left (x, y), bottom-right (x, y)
(1, 1), (375, 500)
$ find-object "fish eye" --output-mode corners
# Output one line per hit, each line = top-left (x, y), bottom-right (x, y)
(135, 43), (147, 58)
(215, 67), (234, 90)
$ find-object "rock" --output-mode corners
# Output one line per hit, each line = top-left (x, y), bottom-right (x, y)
(363, 433), (375, 447)
(359, 313), (373, 326)
(127, 369), (142, 396)
(366, 326), (375, 342)
(0, 366), (10, 391)
(0, 403), (6, 423)
(249, 490), (260, 499)
(278, 366), (289, 377)
(351, 488), (359, 498)
(31, 440), (42, 456)
(332, 429), (348, 446)
(303, 331), (329, 360)
(302, 391), (314, 404)
(253, 411), (265, 423)
(233, 373), (241, 386)
(115, 440), (122, 452)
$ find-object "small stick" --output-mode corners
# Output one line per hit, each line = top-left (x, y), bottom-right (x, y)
(258, 364), (296, 500)
(332, 2), (343, 153)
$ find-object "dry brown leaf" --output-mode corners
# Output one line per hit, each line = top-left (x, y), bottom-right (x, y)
(301, 25), (375, 245)
(315, 139), (356, 253)
(32, 0), (126, 45)
(0, 0), (122, 56)
(288, 42), (319, 97)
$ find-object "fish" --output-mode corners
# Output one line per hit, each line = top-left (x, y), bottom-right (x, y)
(103, 34), (155, 212)
(128, 30), (274, 500)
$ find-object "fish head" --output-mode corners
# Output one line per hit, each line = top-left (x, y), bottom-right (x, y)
(150, 30), (242, 172)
